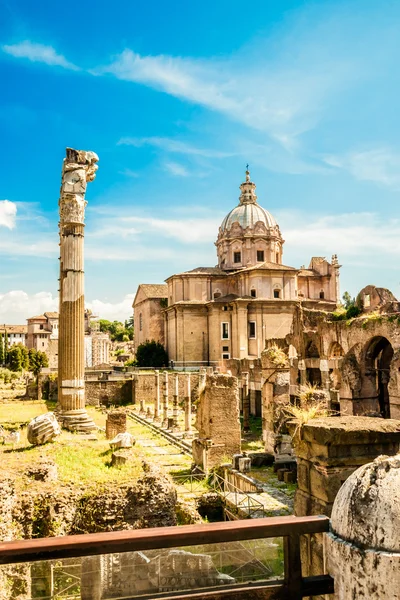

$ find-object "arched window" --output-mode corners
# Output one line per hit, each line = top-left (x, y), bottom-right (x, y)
(250, 289), (256, 298)
(139, 313), (142, 332)
(319, 290), (325, 299)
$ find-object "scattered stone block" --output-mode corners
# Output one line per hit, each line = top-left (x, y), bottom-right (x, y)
(283, 470), (296, 484)
(248, 452), (274, 467)
(238, 457), (251, 473)
(27, 412), (61, 445)
(111, 449), (134, 467)
(109, 432), (135, 449)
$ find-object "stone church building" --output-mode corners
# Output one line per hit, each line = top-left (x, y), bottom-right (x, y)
(133, 169), (340, 364)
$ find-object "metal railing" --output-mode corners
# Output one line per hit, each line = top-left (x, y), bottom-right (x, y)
(0, 516), (333, 599)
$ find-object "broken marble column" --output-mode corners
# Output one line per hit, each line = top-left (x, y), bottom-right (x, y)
(27, 413), (61, 445)
(153, 370), (161, 423)
(184, 373), (192, 437)
(162, 372), (169, 428)
(172, 373), (180, 431)
(57, 147), (98, 432)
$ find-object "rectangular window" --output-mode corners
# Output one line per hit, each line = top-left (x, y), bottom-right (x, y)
(274, 289), (281, 299)
(221, 322), (229, 339)
(257, 250), (264, 262)
(222, 346), (229, 352)
(249, 321), (256, 339)
(39, 324), (43, 330)
(222, 353), (230, 360)
(250, 289), (256, 298)
(233, 251), (241, 263)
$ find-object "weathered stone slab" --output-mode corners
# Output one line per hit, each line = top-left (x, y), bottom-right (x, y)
(109, 432), (135, 449)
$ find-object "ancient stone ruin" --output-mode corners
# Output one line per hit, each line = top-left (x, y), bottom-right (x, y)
(81, 549), (234, 599)
(106, 411), (127, 439)
(192, 373), (241, 472)
(327, 453), (400, 599)
(27, 412), (61, 445)
(57, 147), (99, 432)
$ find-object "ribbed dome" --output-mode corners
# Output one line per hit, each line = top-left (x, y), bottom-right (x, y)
(221, 203), (277, 232)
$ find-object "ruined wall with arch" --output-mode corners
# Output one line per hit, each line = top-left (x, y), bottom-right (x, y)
(288, 307), (400, 419)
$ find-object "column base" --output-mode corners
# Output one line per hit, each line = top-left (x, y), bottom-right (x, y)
(57, 410), (97, 433)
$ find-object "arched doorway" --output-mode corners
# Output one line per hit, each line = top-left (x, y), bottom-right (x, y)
(365, 337), (393, 418)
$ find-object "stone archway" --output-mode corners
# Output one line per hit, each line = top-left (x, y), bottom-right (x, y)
(364, 336), (394, 418)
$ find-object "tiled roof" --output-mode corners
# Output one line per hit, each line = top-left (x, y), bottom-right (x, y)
(1, 325), (27, 334)
(28, 314), (47, 321)
(239, 261), (297, 272)
(44, 312), (59, 318)
(180, 267), (228, 276)
(138, 284), (168, 299)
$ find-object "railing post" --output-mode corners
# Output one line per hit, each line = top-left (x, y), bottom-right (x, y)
(284, 534), (302, 599)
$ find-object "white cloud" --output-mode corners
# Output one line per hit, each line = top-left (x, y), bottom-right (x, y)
(0, 200), (17, 229)
(86, 294), (134, 322)
(0, 291), (58, 324)
(163, 161), (189, 177)
(279, 211), (400, 263)
(0, 291), (134, 324)
(92, 214), (221, 244)
(2, 41), (79, 70)
(118, 136), (234, 158)
(324, 148), (400, 189)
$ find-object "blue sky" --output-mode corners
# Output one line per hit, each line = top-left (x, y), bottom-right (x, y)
(1, 0), (400, 323)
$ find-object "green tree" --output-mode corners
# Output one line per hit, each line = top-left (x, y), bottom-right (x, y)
(136, 340), (168, 368)
(99, 318), (133, 341)
(28, 348), (49, 376)
(8, 345), (23, 372)
(342, 291), (354, 309)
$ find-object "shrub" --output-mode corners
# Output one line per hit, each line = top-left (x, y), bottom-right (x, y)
(136, 340), (168, 368)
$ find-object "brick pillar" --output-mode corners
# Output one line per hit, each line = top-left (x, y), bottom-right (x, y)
(291, 416), (400, 583)
(106, 411), (127, 439)
(242, 371), (250, 432)
(184, 373), (192, 437)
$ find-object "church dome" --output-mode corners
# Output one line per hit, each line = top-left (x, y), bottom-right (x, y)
(219, 168), (277, 232)
(221, 203), (277, 231)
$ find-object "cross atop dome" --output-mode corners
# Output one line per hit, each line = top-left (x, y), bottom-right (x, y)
(240, 166), (257, 205)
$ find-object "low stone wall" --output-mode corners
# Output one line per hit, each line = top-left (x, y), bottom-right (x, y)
(221, 466), (263, 493)
(86, 380), (133, 406)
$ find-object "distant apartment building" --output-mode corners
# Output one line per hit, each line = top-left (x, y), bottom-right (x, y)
(26, 312), (59, 367)
(13, 310), (111, 369)
(0, 325), (28, 346)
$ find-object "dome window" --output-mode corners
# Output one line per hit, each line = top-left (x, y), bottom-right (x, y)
(257, 250), (264, 262)
(250, 289), (256, 298)
(233, 251), (241, 264)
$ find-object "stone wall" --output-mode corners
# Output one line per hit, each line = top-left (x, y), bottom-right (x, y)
(86, 380), (133, 406)
(289, 305), (400, 419)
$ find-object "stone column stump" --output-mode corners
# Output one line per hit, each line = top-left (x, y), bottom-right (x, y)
(106, 411), (127, 440)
